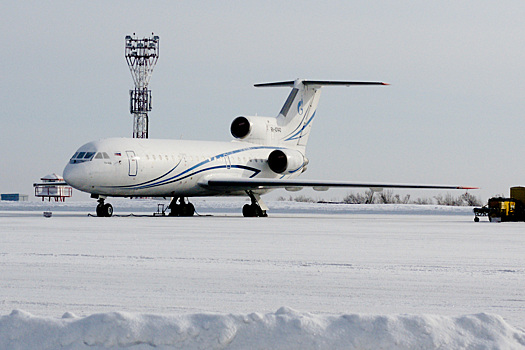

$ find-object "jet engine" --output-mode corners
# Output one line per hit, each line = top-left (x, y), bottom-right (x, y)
(230, 116), (252, 139)
(268, 149), (306, 174)
(230, 116), (278, 144)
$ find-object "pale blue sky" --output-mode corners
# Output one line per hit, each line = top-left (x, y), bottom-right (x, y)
(2, 1), (525, 201)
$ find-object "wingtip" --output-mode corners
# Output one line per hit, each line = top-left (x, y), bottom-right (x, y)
(458, 186), (479, 190)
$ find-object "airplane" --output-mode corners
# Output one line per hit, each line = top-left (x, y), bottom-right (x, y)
(60, 79), (476, 217)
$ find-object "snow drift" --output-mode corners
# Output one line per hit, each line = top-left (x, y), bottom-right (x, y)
(2, 308), (524, 350)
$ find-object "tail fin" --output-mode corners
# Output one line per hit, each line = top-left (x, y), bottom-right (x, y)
(255, 79), (388, 151)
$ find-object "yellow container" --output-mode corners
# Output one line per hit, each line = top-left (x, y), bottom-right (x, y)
(510, 186), (525, 204)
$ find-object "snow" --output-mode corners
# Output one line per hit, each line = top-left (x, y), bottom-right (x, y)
(2, 308), (524, 350)
(1, 199), (525, 349)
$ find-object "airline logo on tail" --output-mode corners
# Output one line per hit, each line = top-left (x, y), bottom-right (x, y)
(297, 100), (304, 115)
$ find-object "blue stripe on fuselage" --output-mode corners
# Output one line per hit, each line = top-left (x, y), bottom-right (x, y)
(107, 145), (281, 190)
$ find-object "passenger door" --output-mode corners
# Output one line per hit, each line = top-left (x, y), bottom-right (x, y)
(126, 151), (138, 176)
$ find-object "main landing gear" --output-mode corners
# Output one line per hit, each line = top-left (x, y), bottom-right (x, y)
(91, 194), (268, 218)
(168, 197), (195, 217)
(243, 191), (268, 217)
(95, 197), (113, 217)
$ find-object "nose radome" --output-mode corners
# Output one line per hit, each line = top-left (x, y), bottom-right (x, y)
(63, 163), (83, 190)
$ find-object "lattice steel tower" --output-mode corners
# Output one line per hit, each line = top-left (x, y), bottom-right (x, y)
(125, 33), (159, 138)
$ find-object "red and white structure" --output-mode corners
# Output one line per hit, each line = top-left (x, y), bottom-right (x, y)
(34, 173), (72, 202)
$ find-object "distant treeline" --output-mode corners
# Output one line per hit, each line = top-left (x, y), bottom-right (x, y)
(277, 190), (482, 206)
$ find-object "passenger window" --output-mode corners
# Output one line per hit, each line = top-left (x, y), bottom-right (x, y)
(94, 153), (103, 159)
(102, 152), (110, 159)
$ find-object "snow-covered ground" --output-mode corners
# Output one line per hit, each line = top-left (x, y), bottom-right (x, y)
(1, 199), (524, 349)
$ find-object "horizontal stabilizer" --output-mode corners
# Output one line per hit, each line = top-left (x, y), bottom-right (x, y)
(255, 80), (389, 88)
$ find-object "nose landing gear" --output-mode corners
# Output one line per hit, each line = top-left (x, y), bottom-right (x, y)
(95, 197), (113, 217)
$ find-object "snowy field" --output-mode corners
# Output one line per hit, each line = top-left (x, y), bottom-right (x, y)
(1, 199), (524, 349)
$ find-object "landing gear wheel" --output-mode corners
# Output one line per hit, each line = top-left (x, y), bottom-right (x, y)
(474, 217), (479, 222)
(168, 197), (195, 217)
(243, 191), (268, 217)
(242, 203), (267, 217)
(96, 201), (113, 217)
(168, 204), (180, 216)
(103, 203), (113, 217)
(243, 204), (256, 217)
(180, 203), (195, 217)
(96, 204), (104, 217)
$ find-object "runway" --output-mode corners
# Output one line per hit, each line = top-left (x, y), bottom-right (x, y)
(1, 200), (523, 330)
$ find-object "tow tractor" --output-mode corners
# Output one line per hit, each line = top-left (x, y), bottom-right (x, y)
(474, 186), (525, 222)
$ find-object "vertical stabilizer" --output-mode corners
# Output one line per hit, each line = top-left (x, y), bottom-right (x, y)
(254, 79), (388, 151)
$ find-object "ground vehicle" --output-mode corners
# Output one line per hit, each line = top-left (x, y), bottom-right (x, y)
(474, 187), (525, 222)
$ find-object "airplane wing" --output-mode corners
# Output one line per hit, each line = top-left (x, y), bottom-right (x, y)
(200, 177), (477, 192)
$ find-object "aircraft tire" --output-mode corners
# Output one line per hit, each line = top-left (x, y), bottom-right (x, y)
(96, 204), (104, 217)
(187, 203), (195, 216)
(180, 203), (195, 217)
(169, 204), (180, 216)
(243, 204), (258, 217)
(103, 203), (113, 217)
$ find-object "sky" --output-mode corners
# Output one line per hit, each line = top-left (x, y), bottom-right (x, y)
(2, 1), (525, 202)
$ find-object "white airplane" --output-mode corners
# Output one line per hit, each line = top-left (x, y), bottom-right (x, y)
(61, 79), (475, 217)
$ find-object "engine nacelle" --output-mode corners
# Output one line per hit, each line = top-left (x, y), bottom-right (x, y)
(230, 115), (278, 144)
(268, 149), (305, 174)
(230, 116), (251, 139)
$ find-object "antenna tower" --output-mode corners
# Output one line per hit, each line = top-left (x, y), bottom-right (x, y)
(125, 33), (159, 138)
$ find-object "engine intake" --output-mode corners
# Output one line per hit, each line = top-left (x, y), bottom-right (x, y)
(268, 149), (305, 174)
(231, 116), (251, 139)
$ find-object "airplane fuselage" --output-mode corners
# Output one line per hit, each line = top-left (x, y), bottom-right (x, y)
(63, 137), (305, 198)
(58, 79), (469, 218)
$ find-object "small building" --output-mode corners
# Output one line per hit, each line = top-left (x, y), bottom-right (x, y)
(1, 193), (29, 201)
(34, 173), (72, 202)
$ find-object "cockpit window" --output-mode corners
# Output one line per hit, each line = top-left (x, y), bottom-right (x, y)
(69, 151), (98, 164)
(93, 152), (111, 160)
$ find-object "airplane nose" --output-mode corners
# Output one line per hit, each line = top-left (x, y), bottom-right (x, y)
(63, 162), (84, 191)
